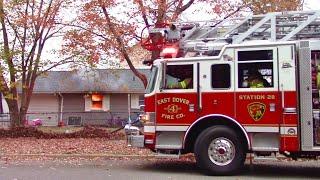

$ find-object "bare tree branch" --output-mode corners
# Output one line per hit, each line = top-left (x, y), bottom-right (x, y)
(175, 0), (194, 16)
(98, 0), (147, 87)
(59, 23), (109, 40)
(135, 0), (150, 26)
(38, 54), (81, 74)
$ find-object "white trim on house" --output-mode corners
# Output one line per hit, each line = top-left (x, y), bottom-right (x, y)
(130, 94), (140, 109)
(102, 94), (110, 111)
(1, 93), (9, 113)
(84, 96), (91, 112)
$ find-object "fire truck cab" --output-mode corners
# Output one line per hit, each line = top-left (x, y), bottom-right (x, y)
(125, 11), (320, 175)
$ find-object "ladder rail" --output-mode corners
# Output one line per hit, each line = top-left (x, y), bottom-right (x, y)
(213, 16), (253, 43)
(282, 11), (320, 41)
(233, 13), (274, 44)
(197, 17), (247, 39)
(144, 10), (320, 53)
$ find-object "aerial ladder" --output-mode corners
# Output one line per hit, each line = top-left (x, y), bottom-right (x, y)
(141, 10), (320, 56)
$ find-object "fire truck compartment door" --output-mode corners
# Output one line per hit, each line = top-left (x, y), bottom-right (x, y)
(199, 60), (235, 118)
(299, 41), (320, 151)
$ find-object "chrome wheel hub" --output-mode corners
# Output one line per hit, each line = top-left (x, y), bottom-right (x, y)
(208, 137), (235, 166)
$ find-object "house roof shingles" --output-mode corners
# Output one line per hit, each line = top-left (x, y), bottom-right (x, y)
(33, 69), (150, 93)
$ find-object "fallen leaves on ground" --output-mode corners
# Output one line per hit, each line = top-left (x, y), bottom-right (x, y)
(0, 137), (160, 165)
(0, 127), (196, 165)
(0, 126), (125, 139)
(0, 137), (195, 165)
(0, 138), (151, 155)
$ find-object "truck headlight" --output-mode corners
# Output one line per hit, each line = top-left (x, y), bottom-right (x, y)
(140, 112), (155, 124)
(140, 114), (150, 123)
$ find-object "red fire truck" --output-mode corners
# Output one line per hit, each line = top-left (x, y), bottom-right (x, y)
(125, 11), (320, 175)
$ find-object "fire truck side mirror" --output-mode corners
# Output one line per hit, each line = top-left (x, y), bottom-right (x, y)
(160, 61), (167, 91)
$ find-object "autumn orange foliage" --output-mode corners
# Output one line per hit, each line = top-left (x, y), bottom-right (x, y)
(243, 0), (303, 14)
(64, 0), (302, 87)
(0, 0), (74, 127)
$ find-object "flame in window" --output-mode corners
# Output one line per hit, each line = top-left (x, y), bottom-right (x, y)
(91, 94), (103, 110)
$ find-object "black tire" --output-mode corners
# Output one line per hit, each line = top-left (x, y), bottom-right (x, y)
(194, 125), (246, 175)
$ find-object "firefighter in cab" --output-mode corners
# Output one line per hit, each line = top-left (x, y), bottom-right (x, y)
(242, 69), (270, 88)
(165, 65), (193, 89)
(166, 75), (192, 89)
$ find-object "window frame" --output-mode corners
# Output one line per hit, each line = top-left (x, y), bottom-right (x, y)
(146, 66), (158, 94)
(161, 62), (197, 93)
(84, 93), (110, 112)
(130, 94), (142, 109)
(235, 47), (278, 91)
(91, 94), (103, 110)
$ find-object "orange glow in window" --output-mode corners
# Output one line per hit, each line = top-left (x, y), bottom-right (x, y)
(91, 94), (103, 110)
(92, 94), (103, 101)
(92, 101), (103, 109)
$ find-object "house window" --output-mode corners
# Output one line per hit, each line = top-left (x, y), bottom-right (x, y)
(68, 116), (82, 126)
(91, 94), (103, 110)
(130, 94), (145, 109)
(85, 93), (110, 112)
(139, 95), (144, 106)
(130, 94), (139, 109)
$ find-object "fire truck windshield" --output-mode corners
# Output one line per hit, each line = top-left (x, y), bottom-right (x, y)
(146, 66), (158, 94)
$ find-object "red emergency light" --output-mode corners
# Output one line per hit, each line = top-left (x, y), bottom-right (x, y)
(160, 45), (179, 58)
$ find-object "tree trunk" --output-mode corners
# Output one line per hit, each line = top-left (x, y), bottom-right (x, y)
(8, 102), (22, 127)
(151, 50), (161, 61)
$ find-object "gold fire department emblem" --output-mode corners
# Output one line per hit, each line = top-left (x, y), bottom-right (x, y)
(164, 104), (181, 114)
(247, 102), (266, 121)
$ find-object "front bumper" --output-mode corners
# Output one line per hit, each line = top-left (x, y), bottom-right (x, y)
(124, 124), (144, 148)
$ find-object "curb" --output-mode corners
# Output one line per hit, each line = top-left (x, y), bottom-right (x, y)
(0, 154), (157, 158)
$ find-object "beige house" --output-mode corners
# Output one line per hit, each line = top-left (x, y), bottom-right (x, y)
(25, 69), (149, 126)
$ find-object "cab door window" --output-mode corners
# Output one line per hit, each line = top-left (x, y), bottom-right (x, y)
(238, 62), (273, 88)
(164, 64), (193, 89)
(211, 64), (231, 89)
(237, 50), (274, 88)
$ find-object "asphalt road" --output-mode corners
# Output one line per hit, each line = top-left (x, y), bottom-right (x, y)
(1, 158), (320, 180)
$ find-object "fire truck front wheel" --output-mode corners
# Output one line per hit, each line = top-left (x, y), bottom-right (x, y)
(194, 126), (246, 175)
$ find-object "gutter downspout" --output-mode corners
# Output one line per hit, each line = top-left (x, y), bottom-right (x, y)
(0, 93), (3, 114)
(128, 94), (131, 124)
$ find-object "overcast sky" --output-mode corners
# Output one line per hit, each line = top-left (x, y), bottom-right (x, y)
(304, 0), (320, 10)
(182, 0), (320, 21)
